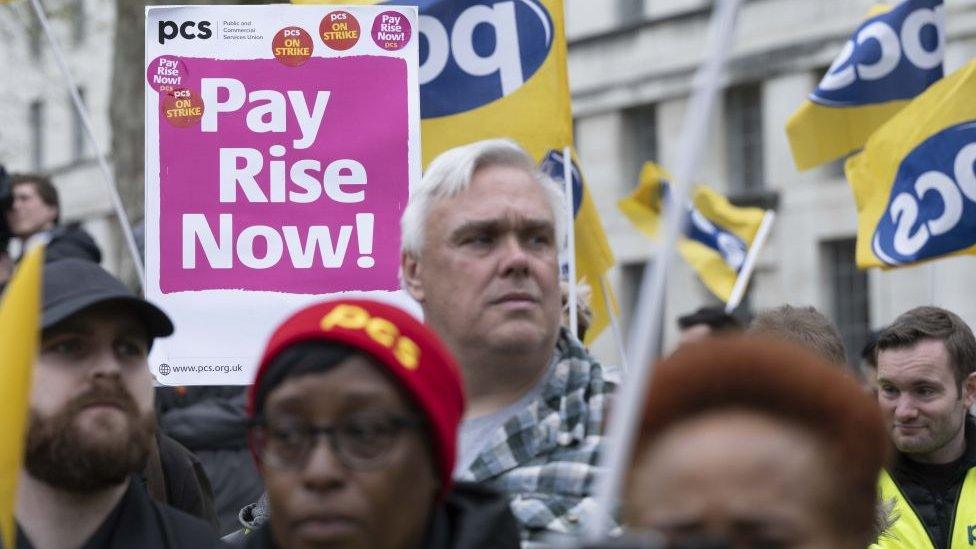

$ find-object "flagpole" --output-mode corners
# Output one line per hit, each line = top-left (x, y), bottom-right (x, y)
(563, 147), (578, 338)
(725, 210), (775, 313)
(27, 0), (146, 290)
(600, 274), (628, 373)
(586, 0), (743, 540)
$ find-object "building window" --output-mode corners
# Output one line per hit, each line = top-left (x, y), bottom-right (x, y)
(725, 82), (764, 195)
(28, 8), (42, 59)
(617, 0), (644, 23)
(824, 238), (870, 366)
(72, 0), (87, 45)
(30, 100), (45, 170)
(620, 260), (666, 343)
(621, 261), (647, 334)
(72, 87), (87, 160)
(624, 103), (657, 187)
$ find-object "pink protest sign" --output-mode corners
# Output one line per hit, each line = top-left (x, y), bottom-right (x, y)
(157, 57), (407, 293)
(145, 5), (420, 386)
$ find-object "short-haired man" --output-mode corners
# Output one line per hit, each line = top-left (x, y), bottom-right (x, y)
(749, 304), (848, 366)
(12, 258), (220, 548)
(874, 306), (976, 549)
(400, 139), (616, 542)
(4, 174), (101, 263)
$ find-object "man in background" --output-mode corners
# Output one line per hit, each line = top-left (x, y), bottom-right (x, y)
(874, 306), (976, 548)
(4, 173), (101, 264)
(675, 305), (741, 345)
(749, 304), (848, 366)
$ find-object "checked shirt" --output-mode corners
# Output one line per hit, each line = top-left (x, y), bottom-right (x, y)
(455, 328), (618, 545)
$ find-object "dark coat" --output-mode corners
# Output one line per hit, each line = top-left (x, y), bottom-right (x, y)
(149, 432), (220, 529)
(156, 386), (264, 535)
(227, 482), (521, 549)
(45, 224), (102, 264)
(12, 476), (224, 549)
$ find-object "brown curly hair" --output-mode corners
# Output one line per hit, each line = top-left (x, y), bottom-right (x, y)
(631, 336), (888, 542)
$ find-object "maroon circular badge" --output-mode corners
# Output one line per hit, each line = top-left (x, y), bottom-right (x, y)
(319, 11), (360, 51)
(272, 27), (313, 66)
(371, 11), (411, 51)
(147, 56), (189, 93)
(162, 88), (204, 128)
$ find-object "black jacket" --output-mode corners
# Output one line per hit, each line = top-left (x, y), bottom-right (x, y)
(889, 418), (976, 549)
(229, 482), (520, 549)
(12, 476), (223, 549)
(156, 386), (264, 534)
(150, 432), (220, 529)
(45, 224), (102, 264)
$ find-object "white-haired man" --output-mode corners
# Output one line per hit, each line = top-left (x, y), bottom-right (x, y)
(400, 139), (616, 543)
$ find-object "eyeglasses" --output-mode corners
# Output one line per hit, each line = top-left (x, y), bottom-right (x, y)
(250, 412), (423, 471)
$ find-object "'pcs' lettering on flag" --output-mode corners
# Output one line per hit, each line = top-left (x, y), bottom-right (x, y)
(847, 60), (976, 269)
(786, 0), (945, 171)
(619, 163), (769, 304)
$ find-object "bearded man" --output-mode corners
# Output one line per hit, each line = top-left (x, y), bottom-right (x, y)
(10, 258), (220, 549)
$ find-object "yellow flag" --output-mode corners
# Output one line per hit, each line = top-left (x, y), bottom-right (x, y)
(0, 245), (44, 549)
(619, 163), (767, 302)
(538, 150), (617, 344)
(847, 60), (976, 269)
(786, 1), (945, 171)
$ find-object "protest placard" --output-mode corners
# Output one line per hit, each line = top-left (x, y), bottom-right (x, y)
(145, 4), (419, 385)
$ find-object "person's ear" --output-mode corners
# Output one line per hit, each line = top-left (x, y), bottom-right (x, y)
(401, 252), (425, 303)
(962, 371), (976, 408)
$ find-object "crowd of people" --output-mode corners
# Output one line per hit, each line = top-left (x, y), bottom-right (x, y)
(4, 138), (976, 548)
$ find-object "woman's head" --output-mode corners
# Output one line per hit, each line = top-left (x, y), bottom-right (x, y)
(627, 336), (887, 549)
(248, 299), (464, 549)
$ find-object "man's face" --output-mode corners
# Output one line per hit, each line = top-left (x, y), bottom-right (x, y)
(628, 411), (857, 549)
(877, 338), (976, 464)
(402, 164), (561, 358)
(259, 355), (439, 549)
(678, 324), (713, 346)
(6, 183), (57, 239)
(28, 304), (156, 492)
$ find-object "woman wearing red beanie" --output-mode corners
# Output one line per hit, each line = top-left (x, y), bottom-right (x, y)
(225, 299), (520, 549)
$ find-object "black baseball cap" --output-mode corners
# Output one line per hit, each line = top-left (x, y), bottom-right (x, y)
(42, 258), (173, 338)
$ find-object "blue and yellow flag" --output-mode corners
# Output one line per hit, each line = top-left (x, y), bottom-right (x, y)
(539, 150), (617, 343)
(786, 0), (945, 171)
(294, 0), (573, 165)
(0, 245), (43, 549)
(619, 163), (768, 303)
(847, 60), (976, 269)
(295, 0), (618, 343)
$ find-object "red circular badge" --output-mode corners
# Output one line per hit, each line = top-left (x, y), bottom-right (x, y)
(162, 88), (204, 128)
(272, 27), (313, 67)
(319, 11), (360, 51)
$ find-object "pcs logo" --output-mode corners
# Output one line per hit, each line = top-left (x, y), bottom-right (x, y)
(158, 20), (213, 45)
(391, 0), (553, 118)
(812, 0), (944, 106)
(872, 121), (976, 265)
